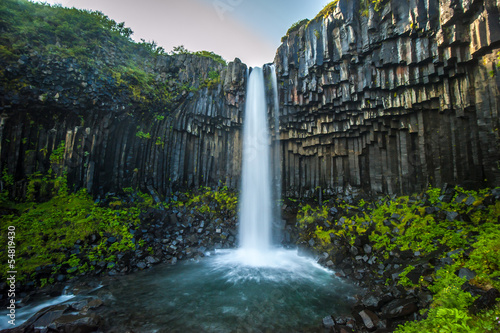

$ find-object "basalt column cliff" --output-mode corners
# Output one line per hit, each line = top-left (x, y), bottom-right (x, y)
(1, 0), (500, 199)
(0, 53), (247, 197)
(274, 0), (500, 196)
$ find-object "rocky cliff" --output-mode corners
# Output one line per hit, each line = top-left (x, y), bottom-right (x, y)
(2, 0), (500, 200)
(274, 0), (500, 196)
(0, 52), (247, 197)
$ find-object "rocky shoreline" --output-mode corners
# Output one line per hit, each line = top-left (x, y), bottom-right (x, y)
(2, 186), (500, 332)
(291, 187), (500, 332)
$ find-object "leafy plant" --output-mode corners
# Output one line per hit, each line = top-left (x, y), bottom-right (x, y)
(136, 131), (151, 139)
(49, 141), (66, 164)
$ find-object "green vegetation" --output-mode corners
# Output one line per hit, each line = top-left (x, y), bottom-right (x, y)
(285, 19), (310, 36)
(200, 70), (221, 89)
(312, 0), (340, 22)
(0, 0), (134, 62)
(136, 130), (151, 139)
(295, 186), (500, 332)
(49, 141), (66, 164)
(0, 149), (238, 287)
(0, 0), (226, 108)
(171, 186), (238, 219)
(0, 173), (153, 285)
(170, 45), (227, 66)
(360, 0), (385, 17)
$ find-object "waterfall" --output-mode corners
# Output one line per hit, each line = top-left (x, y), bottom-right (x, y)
(238, 67), (272, 254)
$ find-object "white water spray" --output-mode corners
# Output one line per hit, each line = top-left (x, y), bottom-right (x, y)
(238, 67), (272, 256)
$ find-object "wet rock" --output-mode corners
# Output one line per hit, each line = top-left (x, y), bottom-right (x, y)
(359, 309), (379, 331)
(381, 298), (418, 319)
(361, 293), (390, 310)
(335, 326), (354, 333)
(390, 213), (400, 220)
(323, 315), (335, 328)
(136, 262), (147, 270)
(145, 256), (160, 264)
(47, 313), (101, 333)
(107, 236), (117, 244)
(70, 298), (103, 313)
(461, 281), (487, 297)
(465, 196), (476, 206)
(457, 268), (476, 281)
(32, 304), (70, 327)
(470, 288), (500, 314)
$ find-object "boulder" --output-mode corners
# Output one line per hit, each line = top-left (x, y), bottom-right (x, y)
(32, 304), (70, 327)
(457, 268), (476, 281)
(359, 309), (379, 330)
(323, 315), (335, 328)
(381, 298), (418, 319)
(47, 313), (101, 333)
(470, 288), (500, 314)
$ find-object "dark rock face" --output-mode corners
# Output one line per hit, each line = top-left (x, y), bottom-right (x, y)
(381, 298), (419, 319)
(274, 0), (500, 196)
(2, 0), (500, 199)
(1, 55), (247, 197)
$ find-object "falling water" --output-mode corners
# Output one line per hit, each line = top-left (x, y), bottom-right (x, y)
(3, 66), (357, 333)
(238, 67), (272, 257)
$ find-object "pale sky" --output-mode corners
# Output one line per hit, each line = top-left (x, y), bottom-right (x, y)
(31, 0), (329, 66)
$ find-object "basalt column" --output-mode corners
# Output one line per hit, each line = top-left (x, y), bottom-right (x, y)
(274, 0), (500, 197)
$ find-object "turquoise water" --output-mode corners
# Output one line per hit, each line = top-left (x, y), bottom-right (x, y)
(95, 249), (356, 332)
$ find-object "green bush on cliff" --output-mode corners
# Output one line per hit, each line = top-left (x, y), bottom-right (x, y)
(0, 0), (134, 61)
(360, 0), (385, 17)
(0, 0), (226, 108)
(285, 19), (310, 36)
(170, 45), (227, 66)
(313, 0), (340, 21)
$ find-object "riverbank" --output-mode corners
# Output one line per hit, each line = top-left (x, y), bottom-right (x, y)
(0, 182), (239, 305)
(1, 184), (499, 332)
(289, 185), (500, 332)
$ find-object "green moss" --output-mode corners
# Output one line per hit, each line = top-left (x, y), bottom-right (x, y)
(398, 265), (417, 288)
(312, 0), (340, 22)
(295, 186), (500, 333)
(171, 185), (238, 219)
(49, 141), (65, 164)
(360, 0), (385, 17)
(0, 174), (154, 285)
(0, 0), (225, 109)
(194, 51), (227, 66)
(285, 19), (310, 36)
(136, 131), (151, 139)
(170, 45), (227, 66)
(200, 70), (221, 90)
